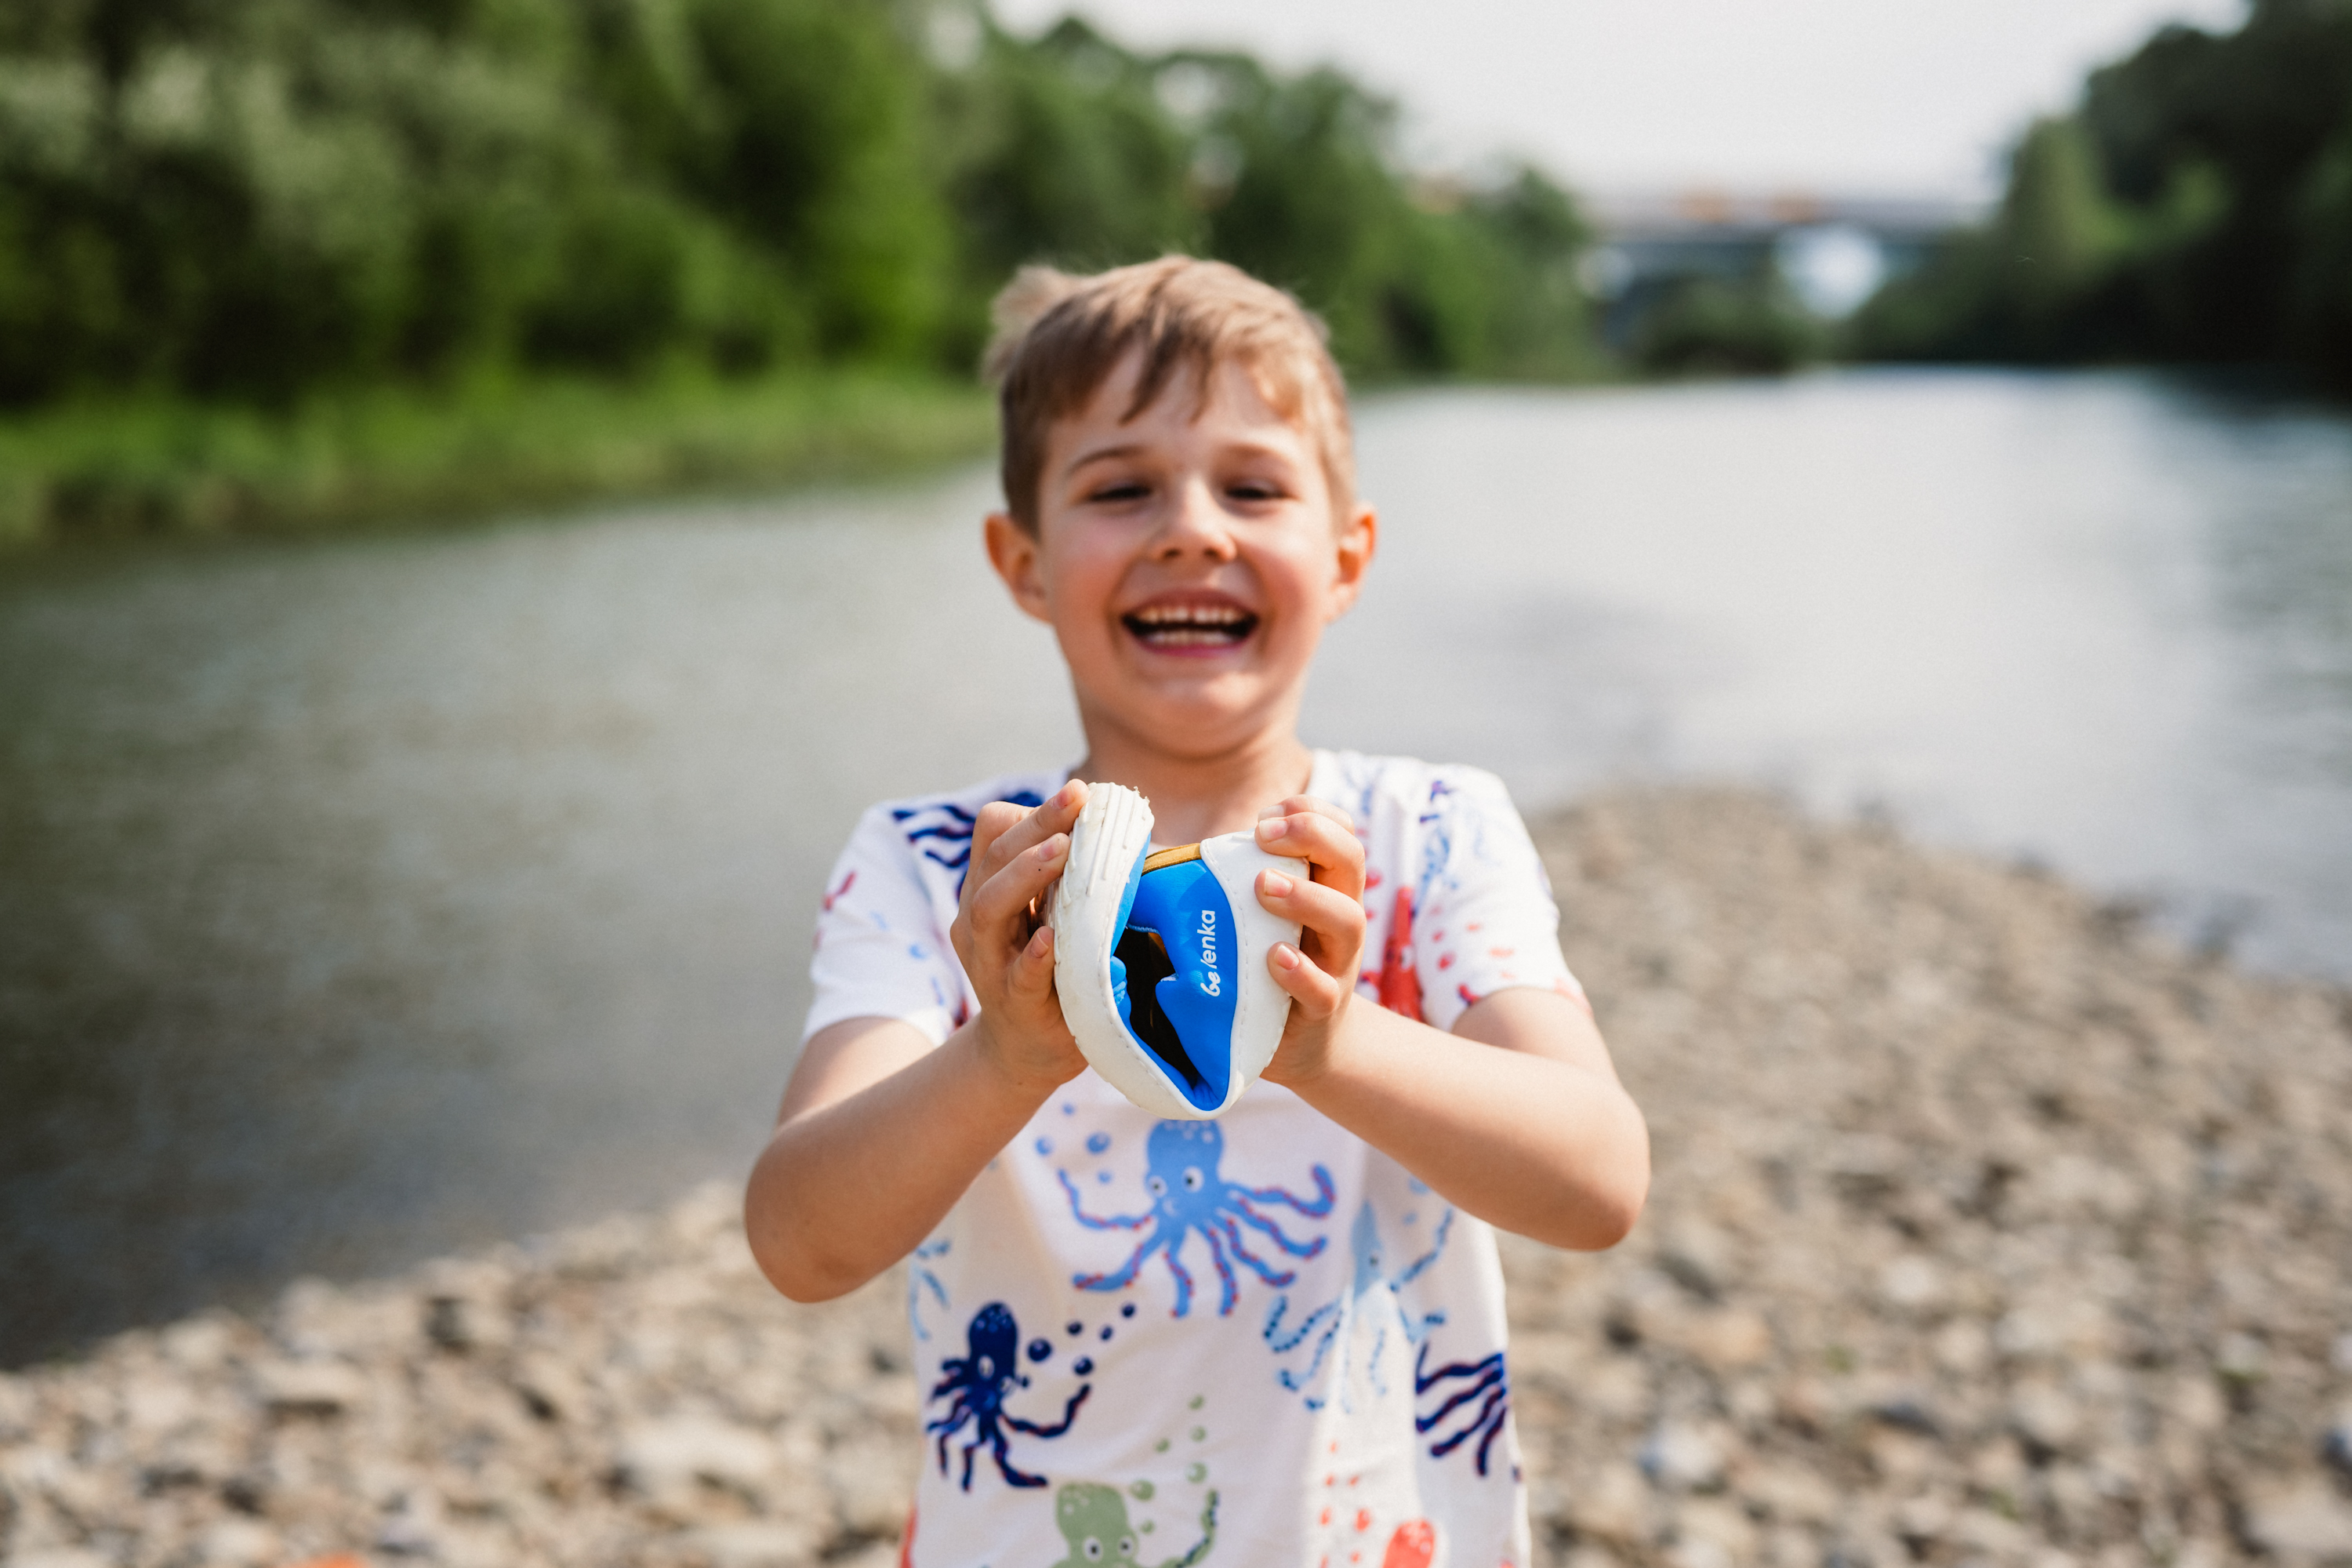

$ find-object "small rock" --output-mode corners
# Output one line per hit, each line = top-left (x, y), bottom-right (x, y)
(1641, 1423), (1727, 1492)
(615, 1417), (779, 1501)
(251, 1359), (370, 1416)
(9, 1552), (114, 1568)
(1661, 1221), (1734, 1301)
(1870, 1394), (1943, 1438)
(510, 1353), (590, 1423)
(425, 1294), (510, 1354)
(2241, 1481), (2352, 1559)
(1666, 1534), (1736, 1568)
(159, 1316), (237, 1373)
(2216, 1332), (2267, 1383)
(1676, 1496), (1759, 1559)
(1740, 1463), (1838, 1525)
(1563, 1463), (1650, 1544)
(1680, 1308), (1773, 1371)
(1932, 1319), (1990, 1377)
(1879, 1257), (1944, 1312)
(2324, 1411), (2352, 1480)
(681, 1520), (824, 1568)
(197, 1515), (281, 1567)
(1893, 1494), (1952, 1548)
(2009, 1384), (2082, 1461)
(827, 1439), (915, 1538)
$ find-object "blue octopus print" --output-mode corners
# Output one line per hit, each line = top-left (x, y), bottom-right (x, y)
(906, 1237), (950, 1341)
(926, 1301), (1091, 1490)
(1264, 1201), (1452, 1410)
(1414, 1340), (1511, 1477)
(1059, 1120), (1335, 1318)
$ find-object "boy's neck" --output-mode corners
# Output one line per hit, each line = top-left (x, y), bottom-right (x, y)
(1069, 729), (1316, 847)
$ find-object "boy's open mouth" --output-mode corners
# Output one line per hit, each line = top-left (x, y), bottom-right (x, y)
(1122, 602), (1259, 650)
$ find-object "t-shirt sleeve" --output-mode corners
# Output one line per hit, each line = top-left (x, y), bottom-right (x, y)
(1411, 769), (1585, 1035)
(804, 805), (970, 1047)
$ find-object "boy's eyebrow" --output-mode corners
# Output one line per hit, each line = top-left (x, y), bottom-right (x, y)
(1062, 442), (1147, 476)
(1063, 436), (1301, 479)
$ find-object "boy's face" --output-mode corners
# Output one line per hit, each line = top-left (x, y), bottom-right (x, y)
(986, 350), (1374, 765)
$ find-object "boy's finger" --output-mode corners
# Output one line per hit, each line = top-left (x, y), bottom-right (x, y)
(968, 832), (1070, 946)
(1266, 942), (1346, 1018)
(968, 781), (1087, 897)
(1253, 810), (1367, 898)
(1258, 795), (1356, 834)
(1006, 924), (1058, 1002)
(1255, 868), (1367, 962)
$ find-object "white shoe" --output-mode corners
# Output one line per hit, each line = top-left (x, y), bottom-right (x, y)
(1049, 783), (1299, 1119)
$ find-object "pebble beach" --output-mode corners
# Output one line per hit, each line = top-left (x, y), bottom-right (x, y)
(5, 788), (2350, 1568)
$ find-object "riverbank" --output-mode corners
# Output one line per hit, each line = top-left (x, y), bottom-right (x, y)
(0, 373), (995, 552)
(2, 787), (2347, 1568)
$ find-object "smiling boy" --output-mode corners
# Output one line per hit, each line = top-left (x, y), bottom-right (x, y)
(746, 258), (1649, 1566)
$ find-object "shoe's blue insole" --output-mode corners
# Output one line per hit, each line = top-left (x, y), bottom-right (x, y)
(1104, 854), (1238, 1112)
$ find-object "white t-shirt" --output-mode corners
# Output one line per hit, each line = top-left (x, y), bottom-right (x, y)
(806, 751), (1582, 1568)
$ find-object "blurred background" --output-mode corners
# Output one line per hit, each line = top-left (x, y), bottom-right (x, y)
(3, 0), (2350, 1369)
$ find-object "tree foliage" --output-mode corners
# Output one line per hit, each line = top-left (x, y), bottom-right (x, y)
(0, 1), (1600, 408)
(1849, 0), (2352, 387)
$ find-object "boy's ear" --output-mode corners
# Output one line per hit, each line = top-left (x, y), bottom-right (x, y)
(1325, 503), (1377, 622)
(985, 511), (1054, 624)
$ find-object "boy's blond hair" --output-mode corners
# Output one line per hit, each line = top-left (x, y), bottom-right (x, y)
(983, 256), (1355, 532)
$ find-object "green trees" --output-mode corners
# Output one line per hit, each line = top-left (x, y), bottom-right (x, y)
(0, 1), (1600, 412)
(1851, 0), (2352, 387)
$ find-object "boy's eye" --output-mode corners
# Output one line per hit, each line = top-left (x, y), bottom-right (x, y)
(1086, 480), (1151, 503)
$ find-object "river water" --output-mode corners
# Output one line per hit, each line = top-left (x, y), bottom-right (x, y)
(2, 369), (2347, 1363)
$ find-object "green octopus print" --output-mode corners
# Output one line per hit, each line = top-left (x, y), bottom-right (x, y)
(1047, 1482), (1218, 1568)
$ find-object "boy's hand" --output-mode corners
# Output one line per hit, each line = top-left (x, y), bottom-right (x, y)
(951, 779), (1090, 1096)
(1251, 795), (1368, 1086)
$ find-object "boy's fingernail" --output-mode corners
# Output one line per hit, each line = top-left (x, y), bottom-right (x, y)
(1259, 818), (1287, 840)
(1041, 833), (1067, 858)
(1262, 871), (1293, 896)
(1273, 943), (1301, 970)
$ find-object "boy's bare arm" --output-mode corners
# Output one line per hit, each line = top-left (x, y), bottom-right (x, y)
(746, 1014), (1057, 1301)
(745, 783), (1092, 1302)
(1280, 990), (1649, 1251)
(1254, 799), (1650, 1251)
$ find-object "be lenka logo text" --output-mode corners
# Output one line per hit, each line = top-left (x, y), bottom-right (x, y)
(1198, 909), (1220, 994)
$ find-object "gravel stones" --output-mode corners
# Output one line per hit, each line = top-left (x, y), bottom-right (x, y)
(1505, 790), (2352, 1566)
(4, 788), (2349, 1567)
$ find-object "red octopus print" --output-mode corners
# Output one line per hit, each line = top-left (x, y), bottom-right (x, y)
(1370, 887), (1424, 1022)
(1381, 1519), (1436, 1568)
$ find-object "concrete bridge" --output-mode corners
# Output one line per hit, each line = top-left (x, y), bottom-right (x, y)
(1581, 188), (1986, 342)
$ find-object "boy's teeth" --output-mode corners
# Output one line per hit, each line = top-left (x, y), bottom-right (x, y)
(1123, 604), (1258, 644)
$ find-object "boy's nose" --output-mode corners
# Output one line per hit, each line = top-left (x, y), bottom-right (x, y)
(1152, 477), (1237, 559)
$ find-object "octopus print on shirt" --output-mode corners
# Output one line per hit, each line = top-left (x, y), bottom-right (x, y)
(805, 752), (1583, 1567)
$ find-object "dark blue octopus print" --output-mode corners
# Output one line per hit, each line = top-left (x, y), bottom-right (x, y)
(1414, 1340), (1511, 1477)
(891, 789), (1047, 887)
(925, 1301), (1091, 1489)
(1059, 1120), (1334, 1317)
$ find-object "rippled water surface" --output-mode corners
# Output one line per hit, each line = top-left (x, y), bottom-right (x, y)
(3, 371), (2347, 1360)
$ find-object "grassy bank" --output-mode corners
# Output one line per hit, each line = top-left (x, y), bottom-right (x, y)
(0, 372), (998, 552)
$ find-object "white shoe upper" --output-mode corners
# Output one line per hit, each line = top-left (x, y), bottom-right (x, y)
(1048, 783), (1299, 1119)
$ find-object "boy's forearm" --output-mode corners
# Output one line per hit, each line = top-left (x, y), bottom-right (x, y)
(1284, 1000), (1650, 1250)
(746, 1018), (1064, 1302)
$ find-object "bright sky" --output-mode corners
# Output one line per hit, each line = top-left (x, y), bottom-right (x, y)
(989, 0), (2249, 200)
